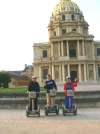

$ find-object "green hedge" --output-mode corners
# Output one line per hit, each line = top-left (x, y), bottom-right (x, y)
(0, 87), (45, 93)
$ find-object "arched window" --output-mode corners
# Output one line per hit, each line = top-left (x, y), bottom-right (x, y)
(62, 29), (66, 34)
(72, 14), (75, 21)
(62, 15), (65, 21)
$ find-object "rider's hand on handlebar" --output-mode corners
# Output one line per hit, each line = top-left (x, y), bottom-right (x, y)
(27, 91), (29, 94)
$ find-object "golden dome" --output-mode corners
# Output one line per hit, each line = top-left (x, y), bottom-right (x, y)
(53, 0), (81, 16)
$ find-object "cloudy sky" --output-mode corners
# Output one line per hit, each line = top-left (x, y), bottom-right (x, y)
(0, 0), (100, 71)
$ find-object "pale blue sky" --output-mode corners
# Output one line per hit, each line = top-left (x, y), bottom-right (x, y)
(0, 0), (100, 71)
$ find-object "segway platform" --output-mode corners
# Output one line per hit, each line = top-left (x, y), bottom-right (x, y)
(26, 92), (40, 117)
(44, 104), (59, 116)
(62, 90), (77, 116)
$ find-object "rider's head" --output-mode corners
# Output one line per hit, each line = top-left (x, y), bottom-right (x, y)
(66, 76), (71, 83)
(32, 76), (37, 82)
(46, 74), (51, 80)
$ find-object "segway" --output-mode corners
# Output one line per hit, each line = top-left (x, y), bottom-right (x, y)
(26, 92), (40, 117)
(62, 90), (77, 116)
(44, 89), (59, 116)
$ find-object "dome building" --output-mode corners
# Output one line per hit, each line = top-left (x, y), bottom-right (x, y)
(33, 0), (100, 84)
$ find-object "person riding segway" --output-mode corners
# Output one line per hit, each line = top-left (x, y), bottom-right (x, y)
(44, 74), (59, 116)
(62, 76), (77, 116)
(26, 76), (40, 117)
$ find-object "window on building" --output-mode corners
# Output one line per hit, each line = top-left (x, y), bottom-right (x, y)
(54, 31), (56, 36)
(97, 48), (100, 56)
(62, 15), (65, 21)
(72, 14), (75, 21)
(43, 50), (47, 58)
(72, 29), (76, 32)
(69, 48), (76, 57)
(62, 29), (66, 34)
(43, 69), (48, 79)
(98, 67), (100, 77)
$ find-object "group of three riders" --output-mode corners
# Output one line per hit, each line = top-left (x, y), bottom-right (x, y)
(27, 74), (77, 111)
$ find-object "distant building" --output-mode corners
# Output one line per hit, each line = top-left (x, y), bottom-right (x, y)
(33, 0), (100, 84)
(7, 71), (30, 87)
(22, 64), (34, 79)
(1, 64), (33, 87)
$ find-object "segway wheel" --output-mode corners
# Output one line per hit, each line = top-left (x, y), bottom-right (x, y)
(45, 108), (48, 116)
(26, 110), (29, 117)
(62, 107), (65, 116)
(56, 107), (59, 115)
(26, 106), (29, 117)
(38, 109), (40, 117)
(74, 108), (77, 115)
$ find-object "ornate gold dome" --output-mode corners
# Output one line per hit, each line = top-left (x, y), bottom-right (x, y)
(53, 0), (81, 16)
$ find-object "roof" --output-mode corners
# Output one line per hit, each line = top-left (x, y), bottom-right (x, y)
(1, 71), (29, 79)
(94, 41), (100, 44)
(9, 72), (29, 79)
(22, 65), (33, 72)
(33, 42), (49, 47)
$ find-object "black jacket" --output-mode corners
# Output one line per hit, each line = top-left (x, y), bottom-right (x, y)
(28, 81), (40, 92)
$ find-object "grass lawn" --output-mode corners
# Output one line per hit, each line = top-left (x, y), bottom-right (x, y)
(0, 87), (45, 93)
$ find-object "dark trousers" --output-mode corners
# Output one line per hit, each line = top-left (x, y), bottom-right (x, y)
(29, 94), (38, 110)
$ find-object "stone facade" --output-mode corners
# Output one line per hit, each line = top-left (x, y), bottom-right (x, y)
(33, 0), (100, 84)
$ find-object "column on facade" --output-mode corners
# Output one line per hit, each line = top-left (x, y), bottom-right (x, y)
(78, 26), (81, 33)
(61, 41), (64, 56)
(49, 47), (51, 59)
(49, 66), (51, 75)
(51, 42), (54, 57)
(66, 41), (69, 57)
(77, 40), (80, 56)
(93, 64), (96, 80)
(79, 64), (82, 82)
(52, 65), (54, 79)
(67, 64), (70, 76)
(59, 65), (62, 82)
(62, 64), (65, 82)
(58, 26), (60, 36)
(96, 64), (98, 80)
(84, 64), (87, 81)
(92, 41), (94, 57)
(39, 66), (42, 83)
(87, 64), (89, 80)
(58, 42), (61, 56)
(82, 40), (85, 56)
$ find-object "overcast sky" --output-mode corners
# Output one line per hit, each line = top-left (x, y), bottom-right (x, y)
(0, 0), (100, 71)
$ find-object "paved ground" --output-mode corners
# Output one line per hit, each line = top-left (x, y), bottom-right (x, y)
(58, 84), (100, 92)
(0, 109), (100, 134)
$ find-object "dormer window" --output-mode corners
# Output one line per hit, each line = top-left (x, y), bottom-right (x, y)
(62, 29), (66, 34)
(70, 7), (74, 11)
(72, 14), (75, 21)
(62, 15), (65, 21)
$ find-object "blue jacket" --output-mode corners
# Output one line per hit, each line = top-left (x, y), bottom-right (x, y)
(44, 79), (57, 93)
